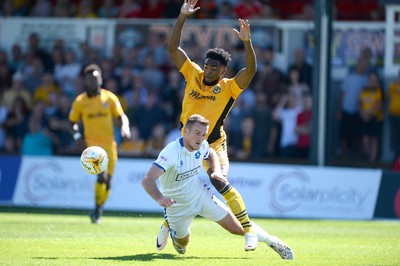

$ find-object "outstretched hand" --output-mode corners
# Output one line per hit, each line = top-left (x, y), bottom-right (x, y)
(233, 19), (251, 42)
(180, 0), (200, 17)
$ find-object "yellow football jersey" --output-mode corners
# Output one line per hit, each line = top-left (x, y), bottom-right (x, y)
(69, 89), (125, 144)
(180, 59), (243, 144)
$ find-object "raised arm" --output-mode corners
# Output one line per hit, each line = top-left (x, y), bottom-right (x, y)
(233, 19), (257, 89)
(168, 0), (200, 69)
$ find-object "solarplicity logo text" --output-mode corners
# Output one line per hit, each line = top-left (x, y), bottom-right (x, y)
(269, 169), (371, 213)
(22, 160), (92, 203)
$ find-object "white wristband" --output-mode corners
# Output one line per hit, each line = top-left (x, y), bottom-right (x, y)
(73, 132), (82, 141)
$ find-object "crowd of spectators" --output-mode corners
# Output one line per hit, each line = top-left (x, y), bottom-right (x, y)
(0, 0), (385, 21)
(0, 0), (394, 166)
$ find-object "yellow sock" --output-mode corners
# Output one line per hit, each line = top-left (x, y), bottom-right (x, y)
(222, 186), (254, 234)
(100, 189), (110, 206)
(163, 220), (168, 228)
(95, 182), (106, 206)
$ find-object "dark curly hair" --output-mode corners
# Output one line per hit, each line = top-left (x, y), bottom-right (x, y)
(205, 48), (231, 66)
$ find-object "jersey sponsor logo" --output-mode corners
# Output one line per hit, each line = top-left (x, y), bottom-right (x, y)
(189, 89), (216, 101)
(176, 166), (201, 181)
(87, 112), (108, 119)
(212, 86), (221, 94)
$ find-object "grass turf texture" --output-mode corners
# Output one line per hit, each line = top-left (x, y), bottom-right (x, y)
(0, 209), (399, 266)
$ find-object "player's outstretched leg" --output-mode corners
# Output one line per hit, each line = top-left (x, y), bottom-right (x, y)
(251, 221), (294, 260)
(217, 183), (257, 251)
(156, 224), (169, 251)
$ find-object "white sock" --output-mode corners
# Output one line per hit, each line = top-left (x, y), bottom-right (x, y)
(251, 221), (275, 246)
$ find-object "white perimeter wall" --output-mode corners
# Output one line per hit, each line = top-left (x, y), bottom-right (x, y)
(12, 156), (382, 220)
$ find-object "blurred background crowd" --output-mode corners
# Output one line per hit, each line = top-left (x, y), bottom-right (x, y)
(0, 0), (398, 169)
(0, 0), (385, 21)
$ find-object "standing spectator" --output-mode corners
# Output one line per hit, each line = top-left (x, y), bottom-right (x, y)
(272, 92), (303, 158)
(287, 67), (310, 107)
(295, 93), (312, 158)
(288, 48), (313, 90)
(250, 91), (273, 158)
(358, 71), (383, 163)
(54, 49), (82, 98)
(388, 70), (400, 166)
(337, 57), (369, 159)
(27, 33), (52, 71)
(253, 45), (286, 108)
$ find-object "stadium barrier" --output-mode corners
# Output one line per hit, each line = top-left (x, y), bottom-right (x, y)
(1, 155), (394, 220)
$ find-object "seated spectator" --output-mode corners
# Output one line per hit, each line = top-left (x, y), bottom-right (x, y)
(21, 116), (53, 156)
(3, 97), (31, 153)
(29, 0), (53, 17)
(0, 62), (12, 94)
(76, 0), (97, 18)
(48, 94), (76, 155)
(358, 71), (384, 163)
(98, 0), (118, 18)
(118, 0), (141, 18)
(295, 93), (312, 158)
(2, 72), (31, 113)
(33, 72), (61, 105)
(234, 115), (255, 160)
(216, 1), (236, 20)
(233, 0), (262, 19)
(144, 122), (166, 157)
(53, 0), (76, 17)
(288, 48), (312, 90)
(54, 49), (81, 98)
(140, 0), (165, 18)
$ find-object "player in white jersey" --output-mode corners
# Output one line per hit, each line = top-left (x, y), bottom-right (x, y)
(142, 114), (294, 259)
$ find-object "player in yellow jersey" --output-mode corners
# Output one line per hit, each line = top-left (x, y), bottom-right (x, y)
(155, 0), (293, 256)
(69, 64), (131, 224)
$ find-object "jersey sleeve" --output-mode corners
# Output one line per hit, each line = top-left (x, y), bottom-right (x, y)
(108, 91), (125, 118)
(153, 144), (176, 172)
(180, 59), (202, 82)
(202, 140), (211, 160)
(229, 78), (243, 99)
(68, 99), (81, 123)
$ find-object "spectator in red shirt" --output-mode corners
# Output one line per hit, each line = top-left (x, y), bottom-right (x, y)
(295, 93), (312, 158)
(233, 0), (262, 19)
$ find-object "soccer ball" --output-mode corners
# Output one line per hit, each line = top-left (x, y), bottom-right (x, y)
(80, 146), (109, 175)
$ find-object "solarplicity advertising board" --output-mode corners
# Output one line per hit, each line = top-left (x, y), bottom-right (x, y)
(6, 156), (382, 220)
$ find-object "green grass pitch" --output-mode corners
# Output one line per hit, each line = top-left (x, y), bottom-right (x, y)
(0, 209), (399, 266)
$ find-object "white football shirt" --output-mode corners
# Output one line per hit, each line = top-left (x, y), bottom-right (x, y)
(153, 137), (211, 209)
